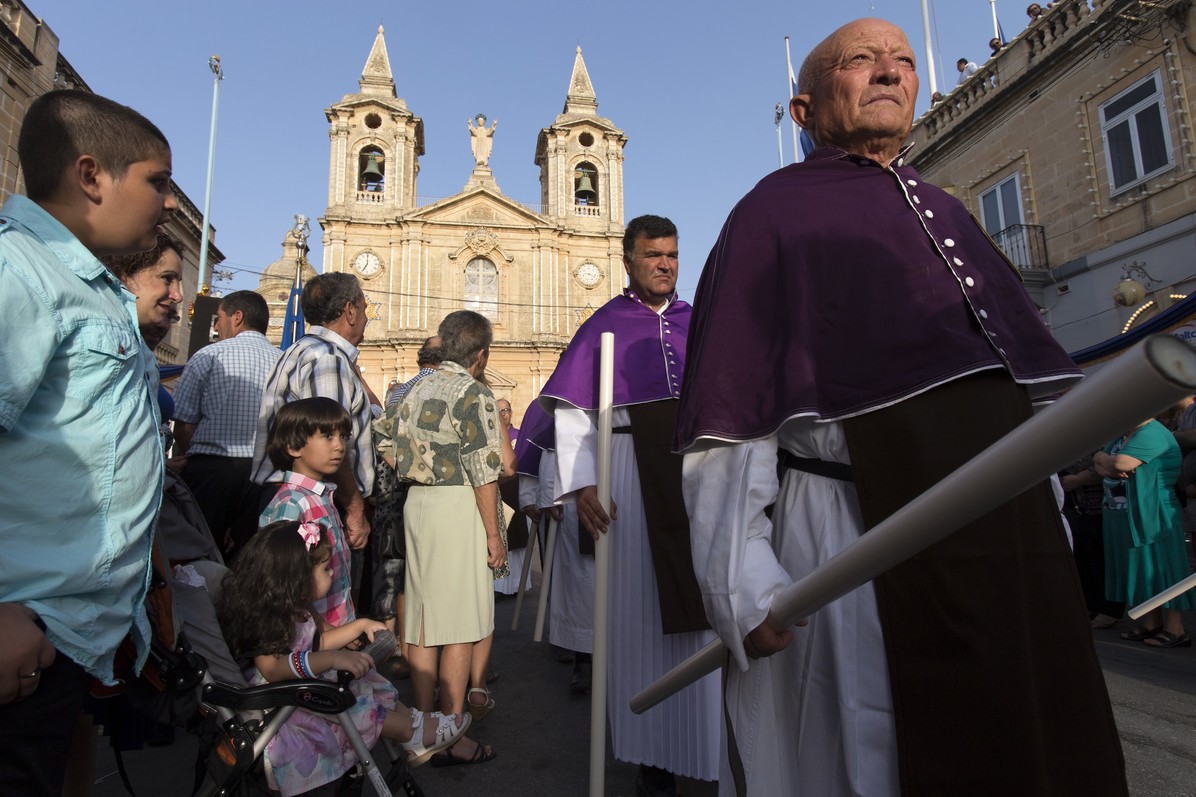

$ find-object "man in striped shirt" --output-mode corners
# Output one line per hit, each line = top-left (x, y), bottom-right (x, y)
(252, 273), (375, 558)
(173, 290), (280, 555)
(385, 335), (441, 407)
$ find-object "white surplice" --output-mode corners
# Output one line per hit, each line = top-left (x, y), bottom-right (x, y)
(555, 405), (721, 781)
(523, 450), (594, 653)
(683, 418), (899, 797)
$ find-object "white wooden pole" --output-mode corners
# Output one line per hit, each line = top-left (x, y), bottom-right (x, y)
(532, 517), (559, 640)
(1128, 572), (1196, 620)
(510, 515), (540, 631)
(590, 332), (615, 797)
(631, 335), (1196, 714)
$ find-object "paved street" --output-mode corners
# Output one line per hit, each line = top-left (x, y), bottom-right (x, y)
(96, 589), (1196, 797)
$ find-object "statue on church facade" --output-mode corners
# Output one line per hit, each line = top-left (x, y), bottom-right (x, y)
(468, 113), (497, 166)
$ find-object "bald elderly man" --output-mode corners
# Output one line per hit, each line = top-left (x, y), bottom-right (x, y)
(679, 18), (1126, 797)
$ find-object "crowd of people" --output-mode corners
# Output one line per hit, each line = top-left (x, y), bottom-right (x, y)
(3, 14), (1193, 797)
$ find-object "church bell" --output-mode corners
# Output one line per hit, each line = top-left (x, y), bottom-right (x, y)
(362, 153), (385, 185)
(575, 170), (595, 194)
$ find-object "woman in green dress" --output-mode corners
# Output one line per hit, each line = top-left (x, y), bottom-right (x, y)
(1096, 419), (1195, 648)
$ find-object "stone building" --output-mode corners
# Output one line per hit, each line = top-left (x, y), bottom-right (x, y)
(305, 27), (627, 420)
(907, 0), (1196, 353)
(0, 0), (223, 365)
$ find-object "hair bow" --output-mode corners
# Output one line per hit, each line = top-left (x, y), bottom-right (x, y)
(297, 522), (322, 550)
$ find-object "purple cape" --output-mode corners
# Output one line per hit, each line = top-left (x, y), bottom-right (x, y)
(675, 147), (1081, 451)
(514, 400), (555, 478)
(540, 290), (689, 413)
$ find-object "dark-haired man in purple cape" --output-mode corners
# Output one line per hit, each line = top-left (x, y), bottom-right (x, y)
(541, 215), (719, 794)
(678, 18), (1126, 797)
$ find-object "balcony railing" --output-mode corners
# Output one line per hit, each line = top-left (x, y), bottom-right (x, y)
(992, 224), (1048, 271)
(916, 0), (1099, 140)
(356, 190), (385, 205)
(574, 203), (601, 217)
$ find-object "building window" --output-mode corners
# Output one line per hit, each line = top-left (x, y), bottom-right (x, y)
(979, 174), (1042, 269)
(979, 174), (1023, 235)
(465, 258), (498, 319)
(1100, 71), (1173, 195)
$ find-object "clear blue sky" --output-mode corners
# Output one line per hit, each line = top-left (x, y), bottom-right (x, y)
(49, 0), (1014, 303)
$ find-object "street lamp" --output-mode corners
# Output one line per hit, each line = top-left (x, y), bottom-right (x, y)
(197, 54), (224, 296)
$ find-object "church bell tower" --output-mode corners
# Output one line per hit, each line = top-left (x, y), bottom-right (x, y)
(320, 26), (424, 282)
(535, 47), (627, 234)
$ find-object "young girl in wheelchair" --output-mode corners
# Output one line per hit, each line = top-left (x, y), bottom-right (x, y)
(217, 520), (469, 796)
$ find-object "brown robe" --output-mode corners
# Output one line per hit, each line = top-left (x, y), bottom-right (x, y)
(842, 371), (1127, 795)
(626, 400), (710, 634)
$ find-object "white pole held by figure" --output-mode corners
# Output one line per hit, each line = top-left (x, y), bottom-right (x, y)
(1129, 571), (1196, 620)
(511, 516), (540, 631)
(631, 335), (1196, 714)
(590, 332), (615, 797)
(532, 517), (559, 640)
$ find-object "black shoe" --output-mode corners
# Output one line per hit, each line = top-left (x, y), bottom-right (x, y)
(635, 765), (677, 797)
(570, 655), (592, 694)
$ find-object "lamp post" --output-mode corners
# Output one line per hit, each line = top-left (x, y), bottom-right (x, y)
(775, 104), (785, 168)
(197, 55), (223, 296)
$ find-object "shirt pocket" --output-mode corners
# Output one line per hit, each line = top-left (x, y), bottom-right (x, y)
(65, 322), (141, 405)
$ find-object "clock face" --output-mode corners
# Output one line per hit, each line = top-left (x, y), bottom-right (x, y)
(576, 262), (602, 288)
(353, 251), (381, 278)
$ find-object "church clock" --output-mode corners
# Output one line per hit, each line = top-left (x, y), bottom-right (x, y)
(575, 262), (602, 288)
(353, 251), (382, 278)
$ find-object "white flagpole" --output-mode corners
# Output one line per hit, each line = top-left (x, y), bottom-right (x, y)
(510, 514), (540, 631)
(589, 332), (615, 797)
(785, 37), (800, 163)
(990, 0), (1001, 42)
(630, 335), (1196, 714)
(920, 0), (939, 96)
(532, 517), (559, 640)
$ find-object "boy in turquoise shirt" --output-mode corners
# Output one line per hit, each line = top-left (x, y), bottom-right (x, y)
(0, 90), (177, 795)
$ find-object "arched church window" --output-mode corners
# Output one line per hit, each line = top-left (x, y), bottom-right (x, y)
(358, 146), (385, 193)
(465, 258), (499, 320)
(574, 162), (599, 208)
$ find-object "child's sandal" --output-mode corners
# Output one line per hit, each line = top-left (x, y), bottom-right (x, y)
(401, 709), (471, 767)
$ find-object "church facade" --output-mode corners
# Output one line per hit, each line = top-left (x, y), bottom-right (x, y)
(306, 27), (628, 420)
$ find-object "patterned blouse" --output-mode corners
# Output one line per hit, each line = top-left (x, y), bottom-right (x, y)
(389, 361), (503, 487)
